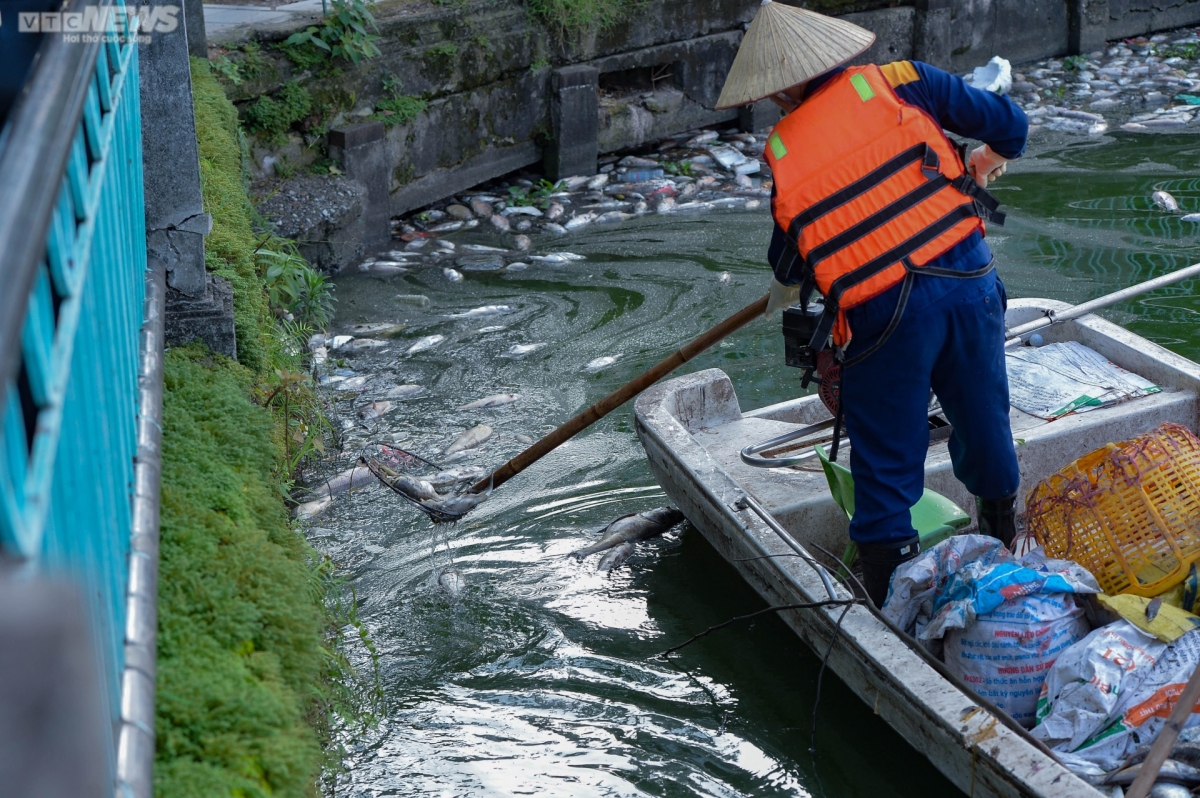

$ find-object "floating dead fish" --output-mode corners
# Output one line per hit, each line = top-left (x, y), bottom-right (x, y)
(584, 355), (620, 373)
(434, 240), (456, 251)
(1106, 759), (1200, 787)
(445, 424), (493, 455)
(367, 263), (407, 277)
(446, 305), (515, 319)
(1154, 189), (1181, 212)
(718, 271), (732, 285)
(542, 222), (568, 235)
(564, 213), (596, 230)
(428, 221), (464, 232)
(357, 400), (393, 421)
(294, 495), (332, 520)
(596, 211), (634, 224)
(529, 252), (585, 263)
(386, 384), (426, 400)
(307, 465), (375, 500)
(515, 434), (535, 445)
(438, 569), (466, 596)
(329, 335), (355, 350)
(1181, 213), (1200, 222)
(426, 490), (488, 519)
(406, 335), (445, 355)
(586, 173), (609, 190)
(459, 393), (519, 410)
(502, 205), (543, 217)
(505, 262), (529, 272)
(476, 325), (508, 334)
(459, 243), (508, 253)
(570, 507), (684, 562)
(311, 345), (328, 365)
(395, 294), (431, 307)
(687, 130), (719, 146)
(598, 541), (635, 571)
(343, 338), (389, 351)
(504, 343), (545, 357)
(428, 466), (488, 488)
(350, 323), (407, 338)
(333, 376), (369, 392)
(442, 268), (464, 282)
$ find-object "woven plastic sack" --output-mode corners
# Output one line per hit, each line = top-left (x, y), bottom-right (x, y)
(1027, 422), (1200, 597)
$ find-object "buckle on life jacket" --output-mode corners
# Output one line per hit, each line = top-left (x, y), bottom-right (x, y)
(952, 175), (1006, 226)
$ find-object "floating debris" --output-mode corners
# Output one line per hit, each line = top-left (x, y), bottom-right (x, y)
(584, 355), (620, 373)
(445, 424), (493, 455)
(459, 393), (520, 410)
(406, 335), (445, 355)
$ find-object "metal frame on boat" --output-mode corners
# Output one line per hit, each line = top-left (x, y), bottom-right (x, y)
(634, 298), (1200, 798)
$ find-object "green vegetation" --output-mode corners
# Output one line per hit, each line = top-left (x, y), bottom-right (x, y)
(372, 73), (427, 127)
(504, 178), (563, 208)
(530, 56), (550, 71)
(161, 59), (370, 797)
(1158, 42), (1200, 60)
(284, 0), (382, 65)
(527, 0), (634, 37)
(243, 81), (313, 146)
(663, 159), (693, 177)
(1062, 54), (1088, 72)
(423, 41), (459, 72)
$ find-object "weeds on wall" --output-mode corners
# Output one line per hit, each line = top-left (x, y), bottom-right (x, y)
(258, 237), (337, 331)
(243, 81), (313, 145)
(372, 73), (428, 127)
(527, 0), (636, 38)
(284, 0), (382, 65)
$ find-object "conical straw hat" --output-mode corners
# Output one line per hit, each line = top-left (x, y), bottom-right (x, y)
(715, 0), (876, 110)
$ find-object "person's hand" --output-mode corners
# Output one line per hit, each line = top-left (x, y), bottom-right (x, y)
(968, 145), (1010, 187)
(765, 277), (801, 319)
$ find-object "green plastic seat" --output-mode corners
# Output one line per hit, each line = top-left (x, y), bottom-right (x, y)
(813, 445), (970, 567)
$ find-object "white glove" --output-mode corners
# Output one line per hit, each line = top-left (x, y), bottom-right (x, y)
(968, 145), (1010, 187)
(765, 277), (801, 319)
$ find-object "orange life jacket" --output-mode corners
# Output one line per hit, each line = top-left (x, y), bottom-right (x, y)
(764, 64), (1004, 353)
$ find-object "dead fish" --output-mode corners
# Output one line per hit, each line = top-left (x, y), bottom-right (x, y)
(391, 475), (440, 502)
(445, 424), (493, 455)
(438, 569), (466, 596)
(1147, 596), (1163, 621)
(476, 325), (508, 334)
(1153, 190), (1180, 212)
(1182, 213), (1200, 222)
(459, 393), (520, 410)
(446, 305), (515, 319)
(394, 294), (431, 307)
(1149, 784), (1193, 798)
(1123, 742), (1200, 770)
(367, 263), (406, 277)
(350, 322), (407, 338)
(307, 465), (375, 500)
(427, 466), (488, 489)
(427, 490), (488, 519)
(504, 343), (545, 357)
(584, 355), (620, 373)
(459, 243), (508, 253)
(505, 262), (529, 272)
(570, 507), (685, 561)
(343, 338), (389, 351)
(597, 541), (635, 571)
(442, 267), (464, 282)
(294, 495), (332, 520)
(329, 335), (355, 350)
(515, 434), (535, 445)
(405, 335), (445, 355)
(718, 271), (732, 285)
(357, 400), (393, 421)
(334, 376), (369, 392)
(1106, 759), (1200, 787)
(564, 213), (596, 230)
(530, 252), (586, 263)
(386, 384), (426, 400)
(542, 222), (568, 235)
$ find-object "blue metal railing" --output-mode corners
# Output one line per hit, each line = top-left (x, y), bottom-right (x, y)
(0, 0), (151, 790)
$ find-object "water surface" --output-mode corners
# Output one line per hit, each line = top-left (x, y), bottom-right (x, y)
(317, 132), (1200, 796)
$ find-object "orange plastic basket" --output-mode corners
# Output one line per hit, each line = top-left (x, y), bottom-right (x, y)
(1026, 422), (1200, 597)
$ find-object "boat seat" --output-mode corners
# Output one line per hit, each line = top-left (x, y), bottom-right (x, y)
(814, 445), (971, 567)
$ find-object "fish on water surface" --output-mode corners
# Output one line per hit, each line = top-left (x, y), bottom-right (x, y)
(386, 384), (426, 400)
(476, 325), (508, 334)
(329, 335), (355, 350)
(584, 355), (620, 373)
(718, 271), (732, 285)
(358, 400), (393, 421)
(597, 542), (635, 571)
(437, 569), (466, 596)
(515, 434), (535, 445)
(427, 466), (488, 489)
(459, 393), (520, 410)
(442, 267), (464, 282)
(426, 490), (488, 520)
(307, 465), (375, 499)
(504, 343), (545, 357)
(390, 475), (440, 502)
(1153, 189), (1180, 212)
(446, 305), (515, 319)
(294, 495), (332, 520)
(529, 252), (586, 263)
(445, 424), (493, 455)
(406, 334), (445, 355)
(1182, 213), (1200, 222)
(350, 322), (407, 338)
(343, 338), (389, 351)
(333, 375), (369, 392)
(569, 507), (685, 562)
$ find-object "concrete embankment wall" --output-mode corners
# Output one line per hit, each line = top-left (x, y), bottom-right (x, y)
(216, 0), (1200, 247)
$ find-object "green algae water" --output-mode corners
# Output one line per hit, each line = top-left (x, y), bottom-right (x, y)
(316, 132), (1200, 796)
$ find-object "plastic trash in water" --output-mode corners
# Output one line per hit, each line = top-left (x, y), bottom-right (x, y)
(616, 169), (665, 183)
(968, 56), (1012, 95)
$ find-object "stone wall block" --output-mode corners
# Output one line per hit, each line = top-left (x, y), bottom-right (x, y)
(1070, 0), (1110, 55)
(546, 65), (599, 180)
(329, 122), (390, 247)
(739, 100), (781, 134)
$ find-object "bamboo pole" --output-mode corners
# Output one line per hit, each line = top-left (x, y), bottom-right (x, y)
(469, 294), (769, 494)
(1125, 664), (1200, 798)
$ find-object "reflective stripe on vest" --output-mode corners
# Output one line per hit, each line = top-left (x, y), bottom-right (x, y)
(765, 64), (1000, 348)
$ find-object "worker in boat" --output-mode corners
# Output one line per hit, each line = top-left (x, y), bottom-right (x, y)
(715, 2), (1027, 606)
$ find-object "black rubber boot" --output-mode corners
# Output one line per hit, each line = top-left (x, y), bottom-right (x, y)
(858, 535), (920, 608)
(976, 493), (1018, 550)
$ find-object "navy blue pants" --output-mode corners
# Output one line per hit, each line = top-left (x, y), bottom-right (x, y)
(839, 271), (1021, 547)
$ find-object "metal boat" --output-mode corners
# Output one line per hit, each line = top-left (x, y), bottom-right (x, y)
(634, 298), (1200, 797)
